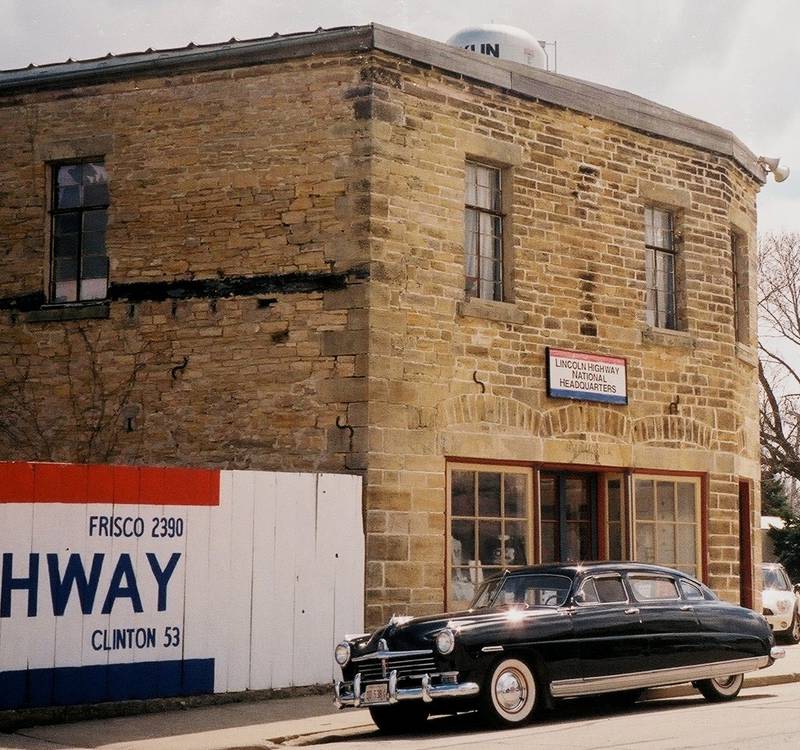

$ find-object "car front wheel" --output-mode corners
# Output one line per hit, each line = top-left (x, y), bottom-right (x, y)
(479, 658), (540, 727)
(368, 704), (429, 734)
(695, 673), (744, 702)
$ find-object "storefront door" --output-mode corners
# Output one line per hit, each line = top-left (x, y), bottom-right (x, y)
(540, 472), (598, 563)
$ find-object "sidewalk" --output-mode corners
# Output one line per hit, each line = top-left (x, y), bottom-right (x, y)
(4, 645), (800, 750)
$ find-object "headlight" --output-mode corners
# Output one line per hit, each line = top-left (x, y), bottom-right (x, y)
(334, 642), (351, 666)
(435, 628), (456, 655)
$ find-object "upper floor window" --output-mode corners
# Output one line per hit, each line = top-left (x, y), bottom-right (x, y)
(50, 160), (109, 303)
(731, 230), (749, 344)
(644, 206), (677, 329)
(464, 161), (503, 301)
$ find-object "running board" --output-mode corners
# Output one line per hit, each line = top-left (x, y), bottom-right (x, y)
(550, 656), (769, 698)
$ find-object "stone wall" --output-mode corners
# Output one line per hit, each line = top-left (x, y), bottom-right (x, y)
(0, 54), (371, 472)
(0, 46), (762, 627)
(360, 52), (761, 623)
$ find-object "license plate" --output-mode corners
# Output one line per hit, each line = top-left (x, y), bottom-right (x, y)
(364, 683), (388, 704)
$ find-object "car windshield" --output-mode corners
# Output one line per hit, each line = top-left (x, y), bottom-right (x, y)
(762, 566), (791, 591)
(471, 573), (572, 609)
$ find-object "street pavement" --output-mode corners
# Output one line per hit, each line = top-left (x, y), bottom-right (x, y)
(2, 645), (799, 750)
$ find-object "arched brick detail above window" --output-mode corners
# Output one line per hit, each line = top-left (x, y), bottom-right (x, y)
(435, 394), (536, 432)
(537, 403), (630, 443)
(631, 415), (718, 450)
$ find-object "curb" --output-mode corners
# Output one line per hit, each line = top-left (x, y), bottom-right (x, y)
(0, 683), (332, 734)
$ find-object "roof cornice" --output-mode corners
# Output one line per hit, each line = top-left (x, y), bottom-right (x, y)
(0, 23), (764, 183)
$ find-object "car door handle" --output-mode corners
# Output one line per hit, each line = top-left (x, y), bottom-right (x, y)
(680, 605), (692, 611)
(624, 607), (639, 615)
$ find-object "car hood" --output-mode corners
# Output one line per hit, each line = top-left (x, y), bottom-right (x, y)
(353, 606), (558, 655)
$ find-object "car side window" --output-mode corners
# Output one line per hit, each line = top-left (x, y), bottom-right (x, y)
(679, 579), (705, 600)
(576, 575), (627, 605)
(628, 575), (680, 601)
(595, 575), (628, 603)
(577, 578), (600, 604)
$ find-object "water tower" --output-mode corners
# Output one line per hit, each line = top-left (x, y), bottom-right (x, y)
(446, 24), (548, 70)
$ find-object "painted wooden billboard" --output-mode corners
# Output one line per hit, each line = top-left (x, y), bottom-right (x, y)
(0, 462), (364, 710)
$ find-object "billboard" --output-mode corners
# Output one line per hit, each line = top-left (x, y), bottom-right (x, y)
(0, 462), (363, 709)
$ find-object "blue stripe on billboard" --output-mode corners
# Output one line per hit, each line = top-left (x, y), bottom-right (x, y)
(549, 388), (627, 405)
(0, 658), (214, 710)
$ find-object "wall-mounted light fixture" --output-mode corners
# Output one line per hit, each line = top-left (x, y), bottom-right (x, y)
(758, 156), (790, 183)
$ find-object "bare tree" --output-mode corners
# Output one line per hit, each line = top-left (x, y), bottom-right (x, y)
(0, 325), (148, 462)
(759, 232), (800, 486)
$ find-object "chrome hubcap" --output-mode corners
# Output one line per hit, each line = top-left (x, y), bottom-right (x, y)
(495, 668), (527, 712)
(714, 675), (738, 689)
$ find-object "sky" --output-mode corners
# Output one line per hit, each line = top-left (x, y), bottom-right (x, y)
(1, 0), (798, 234)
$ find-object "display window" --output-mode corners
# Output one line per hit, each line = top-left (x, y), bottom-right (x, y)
(447, 465), (533, 610)
(632, 475), (701, 578)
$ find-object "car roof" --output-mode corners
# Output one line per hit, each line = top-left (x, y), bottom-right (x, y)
(487, 561), (697, 581)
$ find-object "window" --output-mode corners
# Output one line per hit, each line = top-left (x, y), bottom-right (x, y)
(633, 477), (700, 577)
(606, 476), (626, 560)
(540, 473), (597, 563)
(464, 161), (503, 301)
(628, 574), (680, 601)
(679, 579), (706, 600)
(644, 206), (677, 329)
(449, 466), (532, 609)
(577, 574), (627, 604)
(731, 231), (749, 344)
(50, 160), (109, 303)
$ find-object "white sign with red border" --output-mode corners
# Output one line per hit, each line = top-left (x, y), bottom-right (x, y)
(547, 348), (627, 405)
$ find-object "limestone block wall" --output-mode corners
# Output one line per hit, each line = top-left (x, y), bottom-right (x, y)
(360, 52), (761, 623)
(0, 55), (372, 472)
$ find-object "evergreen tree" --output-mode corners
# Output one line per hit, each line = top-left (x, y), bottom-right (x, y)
(761, 468), (790, 517)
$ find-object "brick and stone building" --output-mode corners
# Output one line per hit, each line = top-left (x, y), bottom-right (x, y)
(0, 24), (764, 627)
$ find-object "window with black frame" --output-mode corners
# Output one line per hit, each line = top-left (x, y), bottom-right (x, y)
(644, 206), (677, 329)
(50, 160), (109, 303)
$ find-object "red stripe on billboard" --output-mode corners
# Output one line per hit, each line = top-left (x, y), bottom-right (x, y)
(0, 462), (220, 506)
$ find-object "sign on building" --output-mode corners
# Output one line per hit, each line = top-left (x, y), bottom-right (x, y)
(0, 462), (363, 710)
(546, 347), (628, 405)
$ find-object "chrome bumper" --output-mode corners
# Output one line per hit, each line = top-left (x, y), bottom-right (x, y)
(334, 670), (479, 709)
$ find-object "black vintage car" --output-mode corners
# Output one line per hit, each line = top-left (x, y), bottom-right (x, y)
(333, 562), (784, 732)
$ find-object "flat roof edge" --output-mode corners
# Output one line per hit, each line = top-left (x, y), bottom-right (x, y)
(0, 25), (375, 94)
(371, 25), (764, 184)
(0, 22), (764, 183)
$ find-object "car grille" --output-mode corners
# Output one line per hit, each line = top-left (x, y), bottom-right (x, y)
(357, 654), (438, 682)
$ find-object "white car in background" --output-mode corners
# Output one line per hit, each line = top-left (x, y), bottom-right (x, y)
(762, 562), (800, 644)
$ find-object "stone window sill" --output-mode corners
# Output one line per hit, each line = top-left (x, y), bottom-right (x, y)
(641, 325), (694, 348)
(24, 302), (110, 323)
(457, 297), (526, 325)
(735, 341), (758, 367)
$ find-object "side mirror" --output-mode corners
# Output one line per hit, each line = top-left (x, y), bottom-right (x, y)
(573, 591), (586, 605)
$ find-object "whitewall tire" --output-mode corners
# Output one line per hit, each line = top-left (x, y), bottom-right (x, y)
(480, 658), (539, 727)
(696, 673), (744, 702)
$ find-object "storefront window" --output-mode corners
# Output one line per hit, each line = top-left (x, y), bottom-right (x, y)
(606, 476), (625, 560)
(449, 466), (532, 609)
(634, 477), (700, 577)
(540, 473), (596, 563)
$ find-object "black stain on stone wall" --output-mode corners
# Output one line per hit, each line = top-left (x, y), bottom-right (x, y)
(0, 266), (369, 313)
